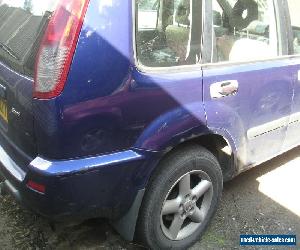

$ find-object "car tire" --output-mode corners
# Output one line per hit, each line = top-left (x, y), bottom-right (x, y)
(136, 144), (223, 249)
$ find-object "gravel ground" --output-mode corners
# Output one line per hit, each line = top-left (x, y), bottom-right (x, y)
(0, 147), (299, 250)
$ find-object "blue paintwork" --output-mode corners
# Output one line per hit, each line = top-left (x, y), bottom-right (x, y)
(282, 58), (300, 150)
(203, 60), (294, 171)
(0, 61), (35, 168)
(0, 0), (300, 226)
(33, 0), (206, 159)
(0, 147), (160, 220)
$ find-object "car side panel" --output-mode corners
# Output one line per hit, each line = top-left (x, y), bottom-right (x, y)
(33, 0), (210, 160)
(203, 60), (294, 171)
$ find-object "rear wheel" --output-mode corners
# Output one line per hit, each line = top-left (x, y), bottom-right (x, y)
(136, 145), (223, 249)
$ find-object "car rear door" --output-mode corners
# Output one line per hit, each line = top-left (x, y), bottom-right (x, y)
(202, 0), (293, 169)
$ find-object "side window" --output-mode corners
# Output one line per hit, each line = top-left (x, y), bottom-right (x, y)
(287, 0), (300, 54)
(136, 0), (202, 67)
(213, 0), (278, 63)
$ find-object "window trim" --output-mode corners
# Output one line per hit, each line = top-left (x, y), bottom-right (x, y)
(201, 54), (300, 70)
(132, 0), (205, 73)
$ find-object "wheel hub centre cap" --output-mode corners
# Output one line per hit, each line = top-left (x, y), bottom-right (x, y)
(183, 199), (194, 213)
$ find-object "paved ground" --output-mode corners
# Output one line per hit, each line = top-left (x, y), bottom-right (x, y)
(0, 147), (299, 249)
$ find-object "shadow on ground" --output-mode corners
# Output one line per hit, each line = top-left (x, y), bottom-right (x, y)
(0, 147), (299, 249)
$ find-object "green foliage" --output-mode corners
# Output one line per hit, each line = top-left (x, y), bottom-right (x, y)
(138, 0), (158, 10)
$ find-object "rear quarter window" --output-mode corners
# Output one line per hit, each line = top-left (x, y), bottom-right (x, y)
(0, 0), (57, 77)
(135, 0), (202, 68)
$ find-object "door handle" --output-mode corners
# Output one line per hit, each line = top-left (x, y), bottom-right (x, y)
(210, 80), (239, 99)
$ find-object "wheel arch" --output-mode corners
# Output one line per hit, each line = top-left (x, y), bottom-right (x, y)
(150, 130), (237, 183)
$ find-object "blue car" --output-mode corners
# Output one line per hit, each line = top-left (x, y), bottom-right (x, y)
(0, 0), (299, 248)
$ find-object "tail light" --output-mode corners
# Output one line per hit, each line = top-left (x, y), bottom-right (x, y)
(34, 0), (90, 99)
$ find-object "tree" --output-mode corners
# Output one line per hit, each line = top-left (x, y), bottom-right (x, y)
(138, 0), (158, 10)
(23, 0), (32, 12)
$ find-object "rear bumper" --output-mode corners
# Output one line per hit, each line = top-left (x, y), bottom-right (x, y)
(0, 146), (159, 222)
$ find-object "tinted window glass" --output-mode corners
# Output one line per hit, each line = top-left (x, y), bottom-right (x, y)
(136, 0), (202, 67)
(287, 0), (300, 54)
(213, 0), (278, 62)
(0, 0), (57, 77)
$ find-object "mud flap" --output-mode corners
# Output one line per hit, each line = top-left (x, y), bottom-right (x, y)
(111, 189), (145, 241)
